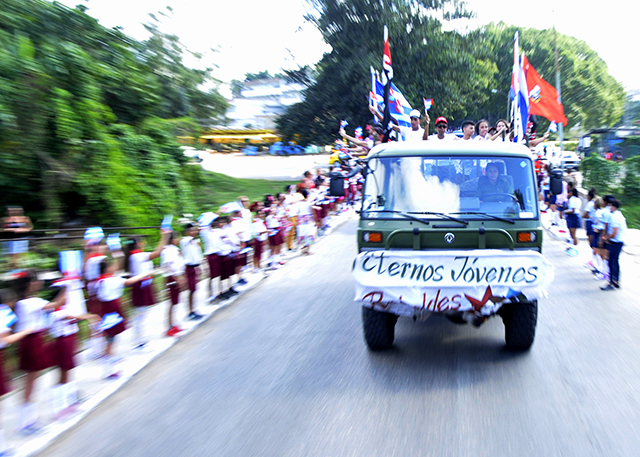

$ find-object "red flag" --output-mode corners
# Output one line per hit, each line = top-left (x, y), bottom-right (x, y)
(523, 56), (568, 126)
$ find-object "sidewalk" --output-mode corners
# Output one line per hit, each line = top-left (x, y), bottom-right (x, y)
(5, 208), (356, 457)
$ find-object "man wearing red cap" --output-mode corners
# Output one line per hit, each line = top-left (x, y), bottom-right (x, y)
(428, 117), (455, 141)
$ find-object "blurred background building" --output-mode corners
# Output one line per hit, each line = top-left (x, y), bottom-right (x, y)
(226, 77), (305, 130)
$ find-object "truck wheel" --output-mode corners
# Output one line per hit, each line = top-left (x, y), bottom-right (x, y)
(502, 300), (537, 350)
(362, 306), (397, 351)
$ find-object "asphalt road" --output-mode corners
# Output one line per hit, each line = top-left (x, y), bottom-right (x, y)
(41, 219), (640, 457)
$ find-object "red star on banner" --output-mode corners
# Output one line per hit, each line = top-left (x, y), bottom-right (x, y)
(464, 286), (499, 312)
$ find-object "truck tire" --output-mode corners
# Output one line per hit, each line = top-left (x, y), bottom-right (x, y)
(362, 306), (397, 351)
(502, 300), (537, 350)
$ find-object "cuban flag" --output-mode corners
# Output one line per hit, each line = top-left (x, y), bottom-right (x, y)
(372, 78), (412, 128)
(511, 32), (529, 143)
(423, 98), (433, 112)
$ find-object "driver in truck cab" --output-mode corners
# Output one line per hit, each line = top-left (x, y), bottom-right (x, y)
(475, 162), (514, 200)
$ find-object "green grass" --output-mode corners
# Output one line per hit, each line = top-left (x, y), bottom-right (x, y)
(185, 167), (298, 212)
(621, 203), (640, 230)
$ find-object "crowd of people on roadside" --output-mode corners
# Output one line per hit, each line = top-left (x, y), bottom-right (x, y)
(537, 171), (628, 291)
(0, 171), (356, 440)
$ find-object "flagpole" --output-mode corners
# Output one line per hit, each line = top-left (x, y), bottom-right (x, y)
(553, 25), (564, 151)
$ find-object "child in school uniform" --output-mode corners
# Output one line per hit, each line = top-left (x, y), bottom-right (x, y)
(200, 215), (223, 302)
(125, 233), (167, 349)
(96, 256), (154, 379)
(161, 231), (185, 336)
(13, 269), (66, 433)
(49, 252), (99, 419)
(266, 206), (284, 269)
(83, 232), (107, 359)
(252, 207), (269, 272)
(0, 288), (33, 451)
(217, 216), (238, 299)
(179, 224), (204, 321)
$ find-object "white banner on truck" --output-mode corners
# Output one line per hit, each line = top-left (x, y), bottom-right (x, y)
(353, 250), (554, 315)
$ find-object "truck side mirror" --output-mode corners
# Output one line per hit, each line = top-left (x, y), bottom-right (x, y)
(549, 169), (563, 195)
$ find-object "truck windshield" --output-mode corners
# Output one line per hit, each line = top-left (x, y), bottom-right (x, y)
(362, 155), (538, 220)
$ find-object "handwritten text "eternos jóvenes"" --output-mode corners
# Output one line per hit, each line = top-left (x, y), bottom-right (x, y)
(359, 253), (539, 284)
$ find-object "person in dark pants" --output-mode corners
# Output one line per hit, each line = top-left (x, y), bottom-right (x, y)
(600, 199), (626, 290)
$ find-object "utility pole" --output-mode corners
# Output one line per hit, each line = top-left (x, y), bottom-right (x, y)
(554, 26), (564, 151)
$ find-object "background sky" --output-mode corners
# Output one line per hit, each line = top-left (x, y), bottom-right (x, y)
(58, 0), (639, 97)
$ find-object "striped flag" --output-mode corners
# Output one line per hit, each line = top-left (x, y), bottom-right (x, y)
(511, 32), (529, 143)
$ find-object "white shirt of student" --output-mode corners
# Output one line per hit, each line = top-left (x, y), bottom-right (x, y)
(218, 227), (234, 256)
(253, 219), (268, 242)
(223, 225), (241, 252)
(428, 133), (455, 141)
(84, 255), (106, 282)
(130, 252), (153, 277)
(161, 244), (184, 277)
(266, 214), (280, 230)
(608, 210), (627, 243)
(568, 195), (581, 214)
(201, 226), (223, 255)
(600, 206), (613, 228)
(399, 126), (424, 142)
(297, 200), (313, 217)
(583, 200), (595, 220)
(593, 208), (606, 231)
(231, 217), (252, 243)
(49, 279), (87, 337)
(15, 297), (50, 332)
(180, 236), (203, 266)
(97, 276), (126, 302)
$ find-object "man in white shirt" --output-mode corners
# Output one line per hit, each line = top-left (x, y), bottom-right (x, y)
(369, 106), (427, 142)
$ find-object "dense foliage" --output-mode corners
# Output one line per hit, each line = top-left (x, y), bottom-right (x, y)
(0, 0), (228, 228)
(277, 1), (625, 143)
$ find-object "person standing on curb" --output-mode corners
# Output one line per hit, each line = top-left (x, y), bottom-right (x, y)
(13, 270), (66, 433)
(125, 233), (167, 349)
(161, 231), (185, 336)
(565, 187), (581, 251)
(180, 224), (204, 321)
(600, 199), (626, 291)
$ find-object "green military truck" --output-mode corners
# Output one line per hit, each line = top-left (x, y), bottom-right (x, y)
(352, 141), (556, 351)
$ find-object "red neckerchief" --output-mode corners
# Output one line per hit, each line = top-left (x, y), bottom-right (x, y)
(130, 249), (142, 255)
(87, 253), (104, 259)
(98, 273), (113, 281)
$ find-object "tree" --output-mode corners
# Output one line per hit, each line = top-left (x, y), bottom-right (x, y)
(468, 23), (625, 131)
(277, 0), (494, 145)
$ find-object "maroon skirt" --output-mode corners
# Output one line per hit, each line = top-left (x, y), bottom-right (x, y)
(101, 299), (126, 338)
(253, 239), (263, 262)
(53, 334), (76, 371)
(268, 230), (284, 247)
(185, 265), (199, 292)
(234, 252), (247, 269)
(220, 255), (234, 280)
(86, 288), (102, 316)
(131, 279), (155, 307)
(0, 350), (9, 396)
(207, 254), (221, 279)
(166, 276), (180, 305)
(19, 331), (52, 372)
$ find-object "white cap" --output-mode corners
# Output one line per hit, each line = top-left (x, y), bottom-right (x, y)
(409, 109), (421, 119)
